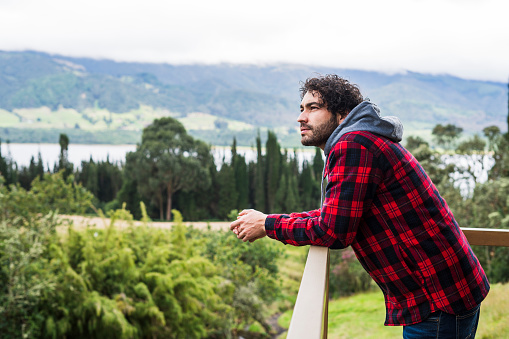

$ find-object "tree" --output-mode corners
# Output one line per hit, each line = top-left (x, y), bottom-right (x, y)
(265, 131), (281, 213)
(0, 139), (18, 186)
(54, 133), (74, 178)
(253, 132), (265, 212)
(483, 125), (501, 152)
(431, 124), (463, 149)
(215, 163), (238, 220)
(454, 134), (487, 195)
(231, 138), (249, 210)
(405, 135), (429, 152)
(126, 117), (211, 220)
(312, 147), (324, 182)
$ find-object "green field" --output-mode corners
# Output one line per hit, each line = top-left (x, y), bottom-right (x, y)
(0, 106), (439, 147)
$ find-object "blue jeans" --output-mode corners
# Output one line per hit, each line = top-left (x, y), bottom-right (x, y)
(403, 304), (481, 339)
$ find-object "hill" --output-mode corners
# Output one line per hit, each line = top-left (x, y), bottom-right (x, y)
(0, 50), (506, 146)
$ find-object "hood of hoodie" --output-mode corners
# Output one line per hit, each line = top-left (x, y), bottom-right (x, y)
(324, 101), (404, 156)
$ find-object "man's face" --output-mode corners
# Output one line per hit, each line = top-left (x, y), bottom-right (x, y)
(298, 91), (342, 150)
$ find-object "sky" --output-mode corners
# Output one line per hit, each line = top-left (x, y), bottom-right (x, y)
(0, 0), (508, 82)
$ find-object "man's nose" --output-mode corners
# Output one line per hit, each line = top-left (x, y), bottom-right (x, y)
(297, 111), (307, 123)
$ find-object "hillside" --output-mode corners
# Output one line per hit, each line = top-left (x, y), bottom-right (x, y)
(0, 50), (506, 146)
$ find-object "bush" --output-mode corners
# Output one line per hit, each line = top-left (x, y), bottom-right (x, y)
(329, 248), (372, 298)
(0, 174), (284, 338)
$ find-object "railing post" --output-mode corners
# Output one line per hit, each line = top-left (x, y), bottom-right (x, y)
(287, 246), (330, 339)
(323, 248), (330, 339)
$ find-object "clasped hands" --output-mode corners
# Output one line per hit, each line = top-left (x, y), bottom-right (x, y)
(229, 209), (267, 242)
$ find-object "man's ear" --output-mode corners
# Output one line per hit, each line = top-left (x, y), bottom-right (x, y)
(337, 112), (348, 125)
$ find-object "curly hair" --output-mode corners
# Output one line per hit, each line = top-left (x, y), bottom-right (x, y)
(300, 74), (364, 119)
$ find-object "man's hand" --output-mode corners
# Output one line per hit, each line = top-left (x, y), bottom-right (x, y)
(229, 209), (267, 243)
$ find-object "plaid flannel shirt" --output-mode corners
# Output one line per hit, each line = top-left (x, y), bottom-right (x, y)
(265, 131), (489, 326)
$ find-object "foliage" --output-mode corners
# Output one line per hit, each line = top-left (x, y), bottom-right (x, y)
(0, 170), (285, 338)
(0, 171), (93, 223)
(405, 135), (429, 152)
(198, 226), (284, 334)
(124, 117), (212, 220)
(329, 248), (373, 298)
(432, 123), (463, 149)
(75, 157), (124, 210)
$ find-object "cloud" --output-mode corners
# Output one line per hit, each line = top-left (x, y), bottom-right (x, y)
(0, 0), (508, 81)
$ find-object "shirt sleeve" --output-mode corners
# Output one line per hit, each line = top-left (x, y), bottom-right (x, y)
(264, 140), (381, 248)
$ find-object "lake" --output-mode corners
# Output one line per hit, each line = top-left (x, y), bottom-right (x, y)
(1, 143), (317, 169)
(1, 143), (493, 197)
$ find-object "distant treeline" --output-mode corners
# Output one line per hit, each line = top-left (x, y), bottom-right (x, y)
(0, 127), (141, 144)
(0, 117), (325, 222)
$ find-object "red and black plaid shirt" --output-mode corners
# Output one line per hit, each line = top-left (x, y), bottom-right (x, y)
(265, 131), (489, 326)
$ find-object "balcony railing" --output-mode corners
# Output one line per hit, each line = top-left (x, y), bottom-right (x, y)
(286, 227), (509, 339)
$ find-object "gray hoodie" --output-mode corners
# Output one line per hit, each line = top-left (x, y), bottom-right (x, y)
(320, 101), (404, 205)
(324, 100), (404, 157)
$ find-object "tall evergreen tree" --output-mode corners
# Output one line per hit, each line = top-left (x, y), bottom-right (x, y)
(0, 140), (18, 186)
(254, 132), (266, 211)
(299, 161), (317, 210)
(265, 131), (281, 213)
(230, 137), (249, 210)
(0, 139), (7, 180)
(55, 133), (73, 178)
(215, 163), (238, 220)
(312, 147), (324, 181)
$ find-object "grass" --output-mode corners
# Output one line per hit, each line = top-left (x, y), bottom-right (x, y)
(477, 282), (509, 339)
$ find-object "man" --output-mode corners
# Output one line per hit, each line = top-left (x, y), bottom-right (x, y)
(230, 74), (489, 338)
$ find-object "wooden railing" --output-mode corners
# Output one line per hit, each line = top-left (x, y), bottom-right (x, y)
(286, 227), (509, 339)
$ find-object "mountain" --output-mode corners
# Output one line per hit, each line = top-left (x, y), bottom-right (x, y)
(0, 50), (507, 146)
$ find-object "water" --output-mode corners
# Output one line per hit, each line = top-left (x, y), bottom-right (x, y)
(1, 143), (318, 170)
(1, 143), (136, 168)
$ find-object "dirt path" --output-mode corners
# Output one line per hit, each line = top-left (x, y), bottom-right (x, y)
(58, 215), (232, 231)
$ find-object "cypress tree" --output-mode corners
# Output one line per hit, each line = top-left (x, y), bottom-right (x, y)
(0, 139), (7, 180)
(285, 167), (300, 212)
(265, 131), (281, 213)
(274, 172), (287, 213)
(36, 152), (44, 179)
(299, 161), (315, 210)
(215, 163), (238, 220)
(231, 137), (249, 210)
(56, 133), (73, 178)
(312, 147), (324, 181)
(254, 132), (266, 211)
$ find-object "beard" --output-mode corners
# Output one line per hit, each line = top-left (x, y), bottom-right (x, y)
(300, 114), (339, 147)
